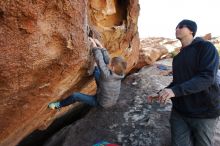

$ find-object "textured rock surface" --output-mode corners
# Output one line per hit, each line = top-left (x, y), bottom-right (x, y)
(0, 0), (140, 146)
(134, 38), (180, 70)
(89, 0), (140, 70)
(44, 59), (173, 146)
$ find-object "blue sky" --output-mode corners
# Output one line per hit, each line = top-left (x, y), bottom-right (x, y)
(138, 0), (220, 38)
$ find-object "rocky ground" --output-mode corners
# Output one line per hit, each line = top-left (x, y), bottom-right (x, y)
(43, 59), (173, 146)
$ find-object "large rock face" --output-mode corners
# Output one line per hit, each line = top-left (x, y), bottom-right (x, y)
(89, 0), (140, 66)
(0, 0), (140, 146)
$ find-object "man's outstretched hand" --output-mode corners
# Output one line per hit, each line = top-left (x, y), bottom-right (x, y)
(147, 88), (175, 105)
(147, 93), (159, 104)
(158, 88), (175, 104)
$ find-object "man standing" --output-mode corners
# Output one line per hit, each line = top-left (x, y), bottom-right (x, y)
(157, 19), (220, 146)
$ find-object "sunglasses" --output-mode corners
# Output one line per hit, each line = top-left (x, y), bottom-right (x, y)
(176, 25), (187, 29)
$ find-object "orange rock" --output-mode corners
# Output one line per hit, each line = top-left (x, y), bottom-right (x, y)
(135, 37), (177, 69)
(202, 33), (212, 40)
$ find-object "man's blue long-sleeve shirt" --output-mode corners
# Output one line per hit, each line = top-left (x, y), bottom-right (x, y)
(168, 37), (220, 118)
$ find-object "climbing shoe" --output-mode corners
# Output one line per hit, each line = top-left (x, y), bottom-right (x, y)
(48, 102), (60, 110)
